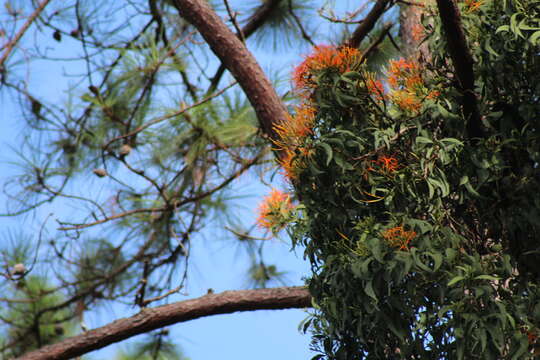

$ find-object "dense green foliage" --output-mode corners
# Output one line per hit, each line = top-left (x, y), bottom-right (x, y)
(285, 1), (540, 358)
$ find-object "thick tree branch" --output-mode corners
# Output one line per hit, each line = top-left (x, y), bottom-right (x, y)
(435, 0), (483, 138)
(172, 0), (287, 145)
(346, 0), (392, 48)
(17, 287), (311, 360)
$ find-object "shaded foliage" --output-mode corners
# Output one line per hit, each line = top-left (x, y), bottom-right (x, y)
(277, 1), (540, 359)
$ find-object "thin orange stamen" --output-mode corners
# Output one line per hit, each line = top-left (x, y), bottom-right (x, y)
(381, 226), (416, 250)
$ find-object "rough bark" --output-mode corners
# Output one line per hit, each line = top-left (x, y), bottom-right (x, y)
(17, 287), (311, 360)
(173, 0), (287, 146)
(399, 2), (430, 60)
(401, 1), (483, 139)
(435, 0), (483, 139)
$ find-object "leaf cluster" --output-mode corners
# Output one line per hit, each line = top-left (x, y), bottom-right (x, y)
(287, 1), (540, 358)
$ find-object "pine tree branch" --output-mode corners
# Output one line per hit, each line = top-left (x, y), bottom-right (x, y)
(17, 287), (311, 360)
(173, 0), (287, 146)
(346, 0), (393, 48)
(435, 0), (483, 139)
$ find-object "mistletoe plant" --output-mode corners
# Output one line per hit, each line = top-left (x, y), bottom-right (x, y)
(258, 1), (540, 359)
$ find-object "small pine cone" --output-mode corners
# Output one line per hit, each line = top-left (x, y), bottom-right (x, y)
(12, 263), (26, 276)
(119, 144), (132, 157)
(93, 168), (108, 177)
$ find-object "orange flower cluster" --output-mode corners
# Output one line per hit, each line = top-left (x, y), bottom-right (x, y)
(365, 73), (385, 101)
(381, 226), (416, 250)
(377, 155), (399, 173)
(279, 44), (361, 181)
(392, 90), (423, 113)
(388, 58), (423, 89)
(273, 103), (316, 181)
(386, 58), (438, 113)
(293, 45), (361, 91)
(275, 104), (316, 141)
(256, 189), (295, 231)
(366, 154), (400, 176)
(278, 146), (315, 182)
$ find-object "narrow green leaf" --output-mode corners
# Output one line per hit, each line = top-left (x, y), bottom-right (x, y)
(447, 276), (465, 286)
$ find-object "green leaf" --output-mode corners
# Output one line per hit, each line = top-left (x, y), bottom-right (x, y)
(364, 280), (378, 302)
(319, 142), (333, 166)
(447, 276), (465, 286)
(416, 136), (433, 145)
(496, 25), (510, 33)
(430, 252), (443, 272)
(464, 181), (481, 197)
(474, 275), (499, 281)
(484, 38), (500, 57)
(530, 30), (540, 45)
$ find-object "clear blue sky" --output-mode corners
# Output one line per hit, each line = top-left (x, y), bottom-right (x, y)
(0, 1), (366, 359)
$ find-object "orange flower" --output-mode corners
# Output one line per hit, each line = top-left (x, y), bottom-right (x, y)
(376, 155), (399, 173)
(427, 90), (440, 99)
(277, 146), (313, 182)
(274, 104), (316, 142)
(385, 58), (441, 113)
(364, 154), (400, 178)
(278, 149), (297, 181)
(391, 90), (423, 113)
(293, 45), (361, 90)
(464, 0), (483, 12)
(528, 330), (538, 344)
(381, 226), (416, 250)
(365, 74), (385, 101)
(273, 104), (316, 182)
(387, 58), (421, 89)
(256, 189), (295, 231)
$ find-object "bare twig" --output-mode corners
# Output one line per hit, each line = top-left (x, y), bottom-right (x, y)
(141, 285), (183, 306)
(359, 23), (393, 63)
(318, 4), (367, 24)
(57, 206), (164, 231)
(346, 0), (393, 49)
(223, 0), (245, 43)
(288, 1), (315, 46)
(0, 0), (52, 70)
(103, 81), (236, 150)
(206, 0), (284, 95)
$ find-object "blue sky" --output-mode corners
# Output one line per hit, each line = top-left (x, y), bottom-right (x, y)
(0, 1), (366, 359)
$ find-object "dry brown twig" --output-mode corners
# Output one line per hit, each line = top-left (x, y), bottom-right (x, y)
(0, 0), (52, 70)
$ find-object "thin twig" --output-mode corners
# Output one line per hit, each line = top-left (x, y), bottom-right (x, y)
(359, 23), (393, 63)
(0, 0), (52, 70)
(103, 81), (236, 150)
(205, 0), (284, 95)
(223, 0), (245, 43)
(346, 0), (393, 48)
(141, 285), (183, 306)
(288, 0), (315, 46)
